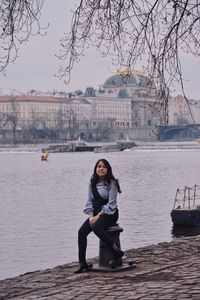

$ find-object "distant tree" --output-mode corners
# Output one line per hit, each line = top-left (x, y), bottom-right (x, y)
(21, 109), (49, 141)
(5, 96), (19, 144)
(65, 109), (78, 140)
(58, 0), (200, 123)
(93, 119), (114, 141)
(0, 112), (7, 141)
(55, 106), (65, 140)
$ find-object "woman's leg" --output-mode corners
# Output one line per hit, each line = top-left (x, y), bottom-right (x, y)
(78, 218), (92, 262)
(91, 211), (122, 258)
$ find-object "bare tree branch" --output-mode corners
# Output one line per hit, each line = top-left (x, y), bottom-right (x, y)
(0, 0), (46, 72)
(57, 0), (200, 123)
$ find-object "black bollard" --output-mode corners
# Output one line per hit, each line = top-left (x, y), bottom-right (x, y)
(99, 224), (123, 267)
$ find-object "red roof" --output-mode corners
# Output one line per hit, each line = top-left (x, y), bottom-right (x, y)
(0, 95), (91, 105)
(0, 95), (68, 103)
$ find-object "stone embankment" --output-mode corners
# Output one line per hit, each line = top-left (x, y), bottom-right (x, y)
(1, 236), (200, 299)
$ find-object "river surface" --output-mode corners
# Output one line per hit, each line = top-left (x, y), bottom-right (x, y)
(1, 149), (200, 280)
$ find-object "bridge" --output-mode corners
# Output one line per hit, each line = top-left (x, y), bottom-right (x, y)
(158, 124), (200, 141)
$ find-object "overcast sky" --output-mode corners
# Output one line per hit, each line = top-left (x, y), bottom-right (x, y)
(0, 0), (199, 99)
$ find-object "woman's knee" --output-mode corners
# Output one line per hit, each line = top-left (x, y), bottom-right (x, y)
(91, 222), (102, 234)
(78, 221), (91, 238)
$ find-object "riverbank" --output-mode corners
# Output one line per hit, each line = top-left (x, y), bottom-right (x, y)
(0, 140), (136, 153)
(133, 140), (200, 151)
(0, 140), (200, 153)
(1, 235), (200, 299)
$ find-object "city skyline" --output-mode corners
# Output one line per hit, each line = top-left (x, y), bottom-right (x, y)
(0, 0), (199, 100)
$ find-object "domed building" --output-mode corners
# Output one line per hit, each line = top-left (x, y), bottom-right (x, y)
(101, 70), (155, 98)
(97, 70), (159, 133)
(83, 70), (162, 141)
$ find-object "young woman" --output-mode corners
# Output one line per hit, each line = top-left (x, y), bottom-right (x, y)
(75, 158), (124, 273)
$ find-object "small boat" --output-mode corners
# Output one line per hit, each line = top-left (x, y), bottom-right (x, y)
(171, 185), (200, 226)
(41, 150), (49, 161)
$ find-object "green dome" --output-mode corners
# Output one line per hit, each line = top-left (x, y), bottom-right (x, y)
(103, 74), (141, 87)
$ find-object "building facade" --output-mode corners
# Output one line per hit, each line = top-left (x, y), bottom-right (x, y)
(168, 95), (200, 125)
(98, 70), (161, 136)
(0, 94), (132, 141)
(0, 70), (170, 142)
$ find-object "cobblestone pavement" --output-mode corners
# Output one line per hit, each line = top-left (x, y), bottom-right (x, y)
(1, 236), (200, 299)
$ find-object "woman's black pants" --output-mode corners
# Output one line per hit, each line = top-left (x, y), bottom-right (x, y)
(78, 211), (118, 263)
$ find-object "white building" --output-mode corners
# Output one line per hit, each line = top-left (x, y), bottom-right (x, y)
(85, 96), (131, 128)
(168, 95), (200, 125)
(0, 94), (131, 130)
(0, 70), (165, 141)
(98, 70), (160, 130)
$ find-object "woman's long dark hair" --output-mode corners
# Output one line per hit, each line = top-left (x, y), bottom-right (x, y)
(91, 158), (122, 193)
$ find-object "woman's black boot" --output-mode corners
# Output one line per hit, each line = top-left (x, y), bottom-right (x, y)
(74, 262), (89, 274)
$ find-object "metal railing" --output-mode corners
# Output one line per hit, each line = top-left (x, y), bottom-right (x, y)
(173, 184), (200, 210)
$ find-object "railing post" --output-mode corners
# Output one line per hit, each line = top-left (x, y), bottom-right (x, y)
(193, 185), (197, 207)
(183, 186), (187, 208)
(174, 189), (180, 209)
(188, 188), (191, 210)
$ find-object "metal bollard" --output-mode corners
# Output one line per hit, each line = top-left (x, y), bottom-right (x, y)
(99, 224), (123, 267)
(90, 223), (136, 272)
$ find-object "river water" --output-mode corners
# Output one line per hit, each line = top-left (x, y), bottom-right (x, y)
(1, 148), (200, 280)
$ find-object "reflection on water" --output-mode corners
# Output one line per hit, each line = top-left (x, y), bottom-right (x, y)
(172, 225), (200, 238)
(1, 149), (200, 280)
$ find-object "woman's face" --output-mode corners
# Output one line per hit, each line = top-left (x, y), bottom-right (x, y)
(96, 160), (108, 179)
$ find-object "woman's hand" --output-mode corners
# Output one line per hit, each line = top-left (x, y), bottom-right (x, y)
(89, 214), (100, 225)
